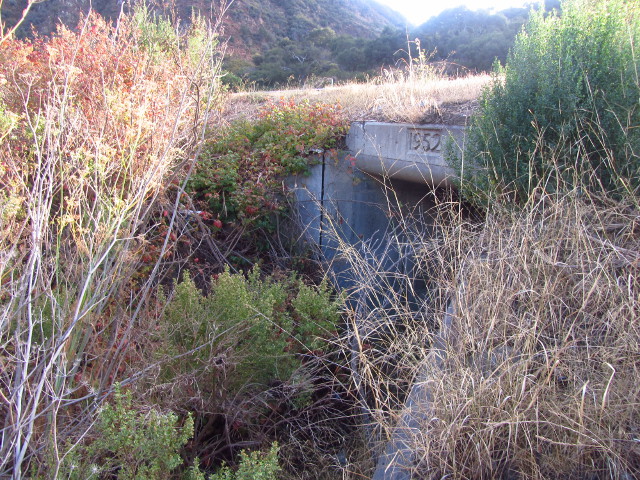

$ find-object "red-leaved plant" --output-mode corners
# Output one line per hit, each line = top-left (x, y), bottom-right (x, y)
(0, 7), (222, 477)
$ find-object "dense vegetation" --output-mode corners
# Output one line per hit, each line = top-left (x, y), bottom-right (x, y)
(1, 0), (639, 478)
(458, 0), (640, 203)
(0, 6), (350, 479)
(190, 99), (346, 226)
(343, 1), (640, 478)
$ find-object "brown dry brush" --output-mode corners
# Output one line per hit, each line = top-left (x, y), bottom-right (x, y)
(335, 186), (640, 479)
(0, 9), (224, 477)
(224, 72), (488, 126)
(415, 191), (640, 479)
(324, 194), (452, 458)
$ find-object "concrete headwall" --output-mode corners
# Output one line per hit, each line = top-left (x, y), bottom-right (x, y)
(346, 122), (465, 187)
(287, 121), (465, 288)
(287, 150), (437, 288)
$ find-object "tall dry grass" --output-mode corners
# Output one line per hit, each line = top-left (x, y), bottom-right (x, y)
(420, 191), (639, 478)
(334, 183), (640, 478)
(0, 9), (223, 477)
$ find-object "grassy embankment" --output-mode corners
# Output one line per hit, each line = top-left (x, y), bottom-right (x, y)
(223, 71), (490, 125)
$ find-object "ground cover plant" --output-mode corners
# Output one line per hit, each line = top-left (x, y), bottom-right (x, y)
(190, 99), (347, 226)
(178, 98), (348, 279)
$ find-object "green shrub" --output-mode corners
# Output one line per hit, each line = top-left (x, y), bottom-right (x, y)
(158, 268), (342, 392)
(150, 270), (341, 476)
(51, 387), (193, 480)
(209, 442), (280, 480)
(457, 0), (640, 203)
(209, 266), (293, 386)
(291, 278), (340, 351)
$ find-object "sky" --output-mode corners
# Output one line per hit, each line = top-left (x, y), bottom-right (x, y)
(376, 0), (532, 26)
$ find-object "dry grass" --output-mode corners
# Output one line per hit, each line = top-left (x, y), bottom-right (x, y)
(221, 73), (490, 125)
(330, 186), (640, 479)
(420, 193), (640, 479)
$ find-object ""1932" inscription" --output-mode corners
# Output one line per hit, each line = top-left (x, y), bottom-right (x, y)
(408, 130), (442, 153)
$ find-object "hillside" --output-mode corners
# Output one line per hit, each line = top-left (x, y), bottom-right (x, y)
(0, 0), (122, 37)
(221, 0), (407, 59)
(2, 0), (407, 86)
(232, 3), (558, 86)
(2, 0), (405, 51)
(2, 0), (549, 86)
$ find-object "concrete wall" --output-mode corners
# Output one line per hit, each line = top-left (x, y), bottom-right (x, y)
(287, 150), (437, 290)
(346, 122), (465, 187)
(288, 121), (464, 248)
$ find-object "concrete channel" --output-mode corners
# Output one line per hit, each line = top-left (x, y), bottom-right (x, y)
(287, 121), (466, 479)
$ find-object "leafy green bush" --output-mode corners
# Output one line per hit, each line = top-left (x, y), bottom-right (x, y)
(158, 267), (341, 392)
(51, 387), (193, 480)
(209, 443), (280, 480)
(149, 270), (341, 477)
(189, 100), (347, 225)
(291, 278), (340, 351)
(91, 389), (193, 479)
(458, 0), (640, 203)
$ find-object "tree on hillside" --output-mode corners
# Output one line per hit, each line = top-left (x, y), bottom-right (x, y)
(248, 28), (344, 85)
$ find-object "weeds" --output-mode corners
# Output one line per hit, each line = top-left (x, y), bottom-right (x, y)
(326, 177), (640, 479)
(190, 99), (347, 226)
(0, 7), (222, 477)
(418, 191), (640, 478)
(222, 71), (489, 125)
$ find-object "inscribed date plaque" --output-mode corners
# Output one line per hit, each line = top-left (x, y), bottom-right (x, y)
(408, 129), (442, 154)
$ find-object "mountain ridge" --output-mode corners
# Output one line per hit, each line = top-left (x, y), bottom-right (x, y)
(220, 0), (407, 59)
(1, 0), (406, 51)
